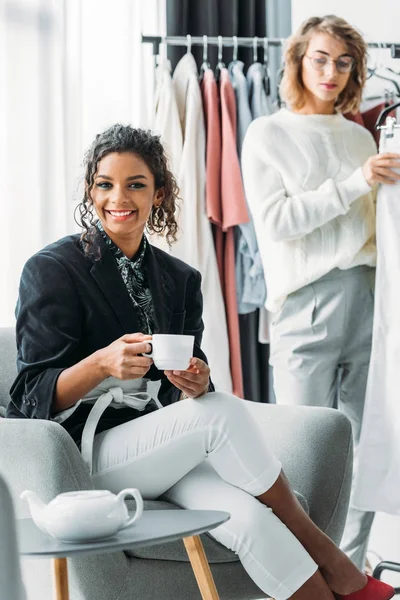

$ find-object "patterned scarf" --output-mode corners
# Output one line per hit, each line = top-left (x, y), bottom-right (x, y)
(96, 221), (155, 334)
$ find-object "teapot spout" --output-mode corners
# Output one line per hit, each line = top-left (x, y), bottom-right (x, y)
(20, 490), (48, 534)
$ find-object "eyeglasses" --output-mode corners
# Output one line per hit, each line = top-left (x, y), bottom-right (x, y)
(305, 51), (355, 74)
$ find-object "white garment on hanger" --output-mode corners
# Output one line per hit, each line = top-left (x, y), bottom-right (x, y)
(246, 62), (277, 120)
(152, 56), (232, 393)
(353, 131), (400, 515)
(153, 59), (182, 176)
(240, 62), (274, 344)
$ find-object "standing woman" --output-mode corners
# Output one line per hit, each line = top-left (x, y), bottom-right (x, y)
(242, 14), (400, 570)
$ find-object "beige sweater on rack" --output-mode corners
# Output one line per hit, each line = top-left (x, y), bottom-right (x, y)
(242, 108), (378, 312)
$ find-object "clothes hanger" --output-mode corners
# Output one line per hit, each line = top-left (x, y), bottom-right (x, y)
(263, 37), (271, 96)
(365, 88), (396, 104)
(366, 65), (400, 95)
(155, 36), (167, 68)
(368, 43), (400, 95)
(383, 88), (395, 108)
(232, 35), (238, 65)
(199, 35), (211, 81)
(252, 36), (259, 64)
(372, 71), (400, 96)
(276, 38), (286, 107)
(375, 42), (400, 76)
(375, 100), (400, 129)
(215, 35), (225, 82)
(374, 58), (400, 134)
(382, 65), (400, 77)
(366, 42), (380, 79)
(227, 36), (239, 76)
(186, 34), (192, 55)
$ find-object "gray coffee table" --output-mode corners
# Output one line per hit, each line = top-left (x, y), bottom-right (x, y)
(18, 509), (230, 600)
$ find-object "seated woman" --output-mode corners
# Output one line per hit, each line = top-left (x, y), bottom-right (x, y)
(6, 124), (393, 600)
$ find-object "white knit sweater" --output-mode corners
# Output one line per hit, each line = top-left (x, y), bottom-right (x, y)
(242, 108), (377, 312)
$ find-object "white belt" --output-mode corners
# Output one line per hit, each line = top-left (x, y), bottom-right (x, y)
(81, 386), (153, 474)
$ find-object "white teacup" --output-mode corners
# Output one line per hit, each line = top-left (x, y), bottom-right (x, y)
(144, 334), (195, 371)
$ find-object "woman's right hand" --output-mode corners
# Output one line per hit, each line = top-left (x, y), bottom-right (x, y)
(362, 153), (400, 186)
(96, 333), (153, 380)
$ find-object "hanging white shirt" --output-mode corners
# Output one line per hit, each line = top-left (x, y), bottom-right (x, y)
(153, 60), (182, 177)
(152, 56), (232, 393)
(354, 130), (400, 515)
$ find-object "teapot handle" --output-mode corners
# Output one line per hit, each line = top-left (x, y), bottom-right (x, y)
(117, 488), (144, 529)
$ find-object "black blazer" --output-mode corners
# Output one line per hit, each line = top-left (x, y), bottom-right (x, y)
(7, 231), (213, 442)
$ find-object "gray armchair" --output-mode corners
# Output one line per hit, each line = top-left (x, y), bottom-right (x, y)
(0, 474), (26, 600)
(0, 327), (353, 600)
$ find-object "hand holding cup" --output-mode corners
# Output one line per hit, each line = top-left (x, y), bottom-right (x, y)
(97, 333), (153, 380)
(143, 334), (210, 398)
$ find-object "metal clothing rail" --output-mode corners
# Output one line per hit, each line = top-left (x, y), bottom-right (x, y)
(142, 35), (400, 57)
(142, 35), (285, 56)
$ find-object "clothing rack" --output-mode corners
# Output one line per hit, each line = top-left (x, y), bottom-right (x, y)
(142, 35), (400, 57)
(143, 34), (400, 128)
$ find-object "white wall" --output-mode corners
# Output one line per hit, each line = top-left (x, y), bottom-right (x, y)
(292, 0), (400, 39)
(292, 0), (400, 584)
(1, 0), (165, 327)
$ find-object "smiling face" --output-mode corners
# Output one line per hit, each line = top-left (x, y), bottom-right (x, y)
(300, 32), (353, 113)
(90, 151), (163, 257)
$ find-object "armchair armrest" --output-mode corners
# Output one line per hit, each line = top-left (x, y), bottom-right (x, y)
(245, 403), (353, 545)
(0, 419), (93, 516)
(0, 474), (27, 600)
(0, 419), (132, 600)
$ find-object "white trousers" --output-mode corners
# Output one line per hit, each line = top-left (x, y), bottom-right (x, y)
(91, 392), (317, 600)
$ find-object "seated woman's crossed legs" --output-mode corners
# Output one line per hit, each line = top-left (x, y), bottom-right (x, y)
(90, 392), (372, 600)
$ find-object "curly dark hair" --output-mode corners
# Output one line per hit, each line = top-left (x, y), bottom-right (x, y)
(74, 124), (179, 250)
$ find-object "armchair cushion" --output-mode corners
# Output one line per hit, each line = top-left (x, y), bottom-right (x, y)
(244, 401), (353, 544)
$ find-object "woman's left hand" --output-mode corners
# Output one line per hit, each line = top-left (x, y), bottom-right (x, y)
(164, 358), (210, 398)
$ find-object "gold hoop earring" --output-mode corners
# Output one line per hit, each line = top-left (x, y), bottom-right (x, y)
(149, 205), (167, 231)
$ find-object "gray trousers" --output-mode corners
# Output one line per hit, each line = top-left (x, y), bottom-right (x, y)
(269, 265), (376, 570)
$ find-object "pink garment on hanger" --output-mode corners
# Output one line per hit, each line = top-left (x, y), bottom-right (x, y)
(201, 69), (222, 227)
(201, 70), (224, 290)
(220, 68), (250, 398)
(220, 69), (250, 232)
(201, 68), (246, 398)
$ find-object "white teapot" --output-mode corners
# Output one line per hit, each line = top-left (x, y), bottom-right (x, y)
(21, 488), (143, 543)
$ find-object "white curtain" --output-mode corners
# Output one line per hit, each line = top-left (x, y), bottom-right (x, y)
(1, 0), (165, 326)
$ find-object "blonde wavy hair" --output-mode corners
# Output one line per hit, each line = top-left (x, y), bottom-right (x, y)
(280, 15), (368, 114)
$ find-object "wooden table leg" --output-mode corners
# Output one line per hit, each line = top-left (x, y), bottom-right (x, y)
(53, 557), (70, 600)
(183, 535), (220, 600)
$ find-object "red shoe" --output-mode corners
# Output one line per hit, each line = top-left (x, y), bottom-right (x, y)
(336, 575), (395, 599)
